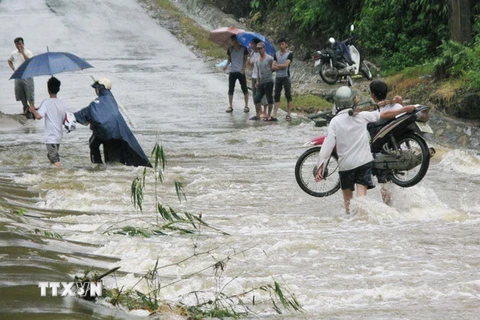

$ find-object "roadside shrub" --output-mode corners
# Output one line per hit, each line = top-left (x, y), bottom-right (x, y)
(433, 37), (480, 89)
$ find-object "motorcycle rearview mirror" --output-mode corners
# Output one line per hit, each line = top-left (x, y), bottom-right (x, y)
(350, 24), (354, 32)
(328, 37), (335, 44)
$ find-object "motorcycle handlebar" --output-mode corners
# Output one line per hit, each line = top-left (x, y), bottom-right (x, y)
(342, 34), (357, 45)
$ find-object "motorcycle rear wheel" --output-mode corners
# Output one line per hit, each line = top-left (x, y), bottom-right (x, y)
(390, 133), (430, 187)
(319, 61), (339, 85)
(360, 61), (373, 80)
(295, 147), (341, 197)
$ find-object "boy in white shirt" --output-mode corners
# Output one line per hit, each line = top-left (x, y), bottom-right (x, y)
(29, 77), (68, 167)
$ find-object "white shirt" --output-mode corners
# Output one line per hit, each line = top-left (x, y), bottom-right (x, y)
(250, 51), (260, 79)
(8, 48), (33, 69)
(317, 109), (380, 171)
(37, 98), (68, 144)
(380, 102), (402, 112)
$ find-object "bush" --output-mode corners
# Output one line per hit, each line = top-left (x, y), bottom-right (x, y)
(433, 37), (480, 89)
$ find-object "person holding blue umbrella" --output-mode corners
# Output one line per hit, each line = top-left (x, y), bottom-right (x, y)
(7, 37), (36, 119)
(224, 35), (249, 113)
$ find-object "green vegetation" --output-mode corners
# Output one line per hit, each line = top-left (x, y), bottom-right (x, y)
(433, 39), (480, 89)
(106, 142), (228, 236)
(12, 208), (26, 216)
(248, 0), (480, 75)
(245, 0), (480, 115)
(34, 228), (63, 239)
(280, 94), (332, 114)
(384, 35), (480, 104)
(102, 256), (302, 318)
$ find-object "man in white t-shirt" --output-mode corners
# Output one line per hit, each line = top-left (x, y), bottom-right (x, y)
(315, 86), (415, 214)
(30, 77), (68, 168)
(7, 37), (36, 119)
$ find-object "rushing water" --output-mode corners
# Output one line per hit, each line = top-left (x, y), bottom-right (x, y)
(1, 1), (480, 319)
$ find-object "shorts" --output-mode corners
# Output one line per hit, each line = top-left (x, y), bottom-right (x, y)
(274, 77), (292, 103)
(251, 78), (267, 105)
(339, 161), (375, 191)
(14, 78), (35, 105)
(46, 144), (60, 164)
(228, 72), (248, 95)
(254, 81), (274, 104)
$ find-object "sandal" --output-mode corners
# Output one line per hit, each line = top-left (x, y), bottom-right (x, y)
(244, 107), (250, 113)
(226, 107), (233, 113)
(263, 116), (278, 122)
(285, 115), (292, 122)
(249, 115), (261, 120)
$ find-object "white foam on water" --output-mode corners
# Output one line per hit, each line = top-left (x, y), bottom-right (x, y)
(437, 149), (480, 175)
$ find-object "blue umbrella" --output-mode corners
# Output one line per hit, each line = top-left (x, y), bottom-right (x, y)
(236, 32), (276, 55)
(9, 50), (93, 80)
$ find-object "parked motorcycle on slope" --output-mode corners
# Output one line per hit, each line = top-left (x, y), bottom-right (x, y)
(295, 105), (433, 197)
(313, 25), (373, 86)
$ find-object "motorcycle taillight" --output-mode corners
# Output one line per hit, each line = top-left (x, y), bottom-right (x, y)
(312, 54), (320, 60)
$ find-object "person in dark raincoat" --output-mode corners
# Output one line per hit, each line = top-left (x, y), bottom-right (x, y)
(74, 78), (151, 167)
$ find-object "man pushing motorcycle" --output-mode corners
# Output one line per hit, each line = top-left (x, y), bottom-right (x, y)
(315, 85), (415, 214)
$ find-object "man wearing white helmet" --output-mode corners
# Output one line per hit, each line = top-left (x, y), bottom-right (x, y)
(315, 86), (414, 214)
(74, 78), (151, 167)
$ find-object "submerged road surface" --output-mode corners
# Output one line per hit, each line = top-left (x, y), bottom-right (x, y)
(1, 1), (480, 319)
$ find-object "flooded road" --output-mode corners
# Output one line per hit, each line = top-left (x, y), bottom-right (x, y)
(1, 1), (480, 319)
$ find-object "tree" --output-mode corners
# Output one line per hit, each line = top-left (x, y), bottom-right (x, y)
(450, 0), (471, 43)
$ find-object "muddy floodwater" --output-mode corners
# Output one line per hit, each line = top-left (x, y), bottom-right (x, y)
(1, 1), (480, 319)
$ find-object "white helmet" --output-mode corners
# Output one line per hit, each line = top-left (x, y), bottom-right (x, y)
(334, 86), (355, 111)
(64, 112), (77, 133)
(91, 78), (112, 90)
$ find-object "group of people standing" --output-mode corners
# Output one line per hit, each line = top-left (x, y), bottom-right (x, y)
(224, 35), (293, 122)
(7, 37), (151, 169)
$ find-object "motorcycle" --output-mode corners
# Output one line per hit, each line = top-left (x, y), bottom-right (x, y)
(295, 105), (433, 197)
(313, 25), (373, 86)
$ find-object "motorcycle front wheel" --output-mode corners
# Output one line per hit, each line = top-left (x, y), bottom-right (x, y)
(295, 147), (341, 197)
(390, 133), (430, 187)
(319, 61), (339, 85)
(360, 61), (373, 80)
